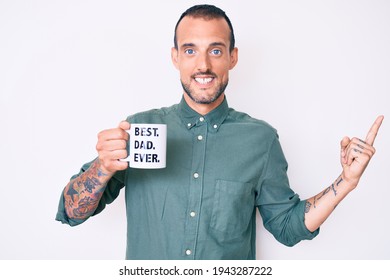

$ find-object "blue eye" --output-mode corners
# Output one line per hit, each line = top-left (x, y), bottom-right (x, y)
(211, 49), (221, 55)
(185, 49), (195, 55)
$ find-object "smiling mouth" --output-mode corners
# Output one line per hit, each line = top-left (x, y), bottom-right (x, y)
(194, 77), (214, 85)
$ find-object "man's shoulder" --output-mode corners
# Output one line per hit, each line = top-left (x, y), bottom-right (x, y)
(126, 103), (179, 123)
(227, 108), (278, 135)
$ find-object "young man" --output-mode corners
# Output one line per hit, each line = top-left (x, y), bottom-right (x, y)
(56, 5), (383, 259)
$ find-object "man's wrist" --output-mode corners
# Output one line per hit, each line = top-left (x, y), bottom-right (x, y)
(94, 158), (116, 179)
(340, 172), (359, 191)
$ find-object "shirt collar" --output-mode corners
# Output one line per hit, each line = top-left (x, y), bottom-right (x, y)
(178, 96), (229, 132)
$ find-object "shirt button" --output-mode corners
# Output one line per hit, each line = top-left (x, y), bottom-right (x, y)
(213, 124), (218, 129)
(190, 211), (196, 217)
(185, 249), (192, 255)
(197, 135), (203, 141)
(199, 117), (204, 122)
(193, 173), (199, 179)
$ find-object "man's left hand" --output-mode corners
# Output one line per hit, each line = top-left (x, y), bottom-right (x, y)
(340, 115), (384, 186)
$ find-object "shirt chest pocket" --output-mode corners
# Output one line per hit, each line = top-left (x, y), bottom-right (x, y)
(210, 180), (255, 239)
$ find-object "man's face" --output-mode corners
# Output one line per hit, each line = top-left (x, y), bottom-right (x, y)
(172, 16), (238, 107)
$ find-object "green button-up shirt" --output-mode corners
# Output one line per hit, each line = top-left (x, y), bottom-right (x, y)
(56, 97), (319, 259)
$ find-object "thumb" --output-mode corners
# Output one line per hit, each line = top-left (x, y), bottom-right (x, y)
(340, 136), (350, 165)
(118, 120), (131, 131)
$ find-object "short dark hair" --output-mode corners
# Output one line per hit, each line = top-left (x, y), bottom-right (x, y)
(174, 4), (235, 52)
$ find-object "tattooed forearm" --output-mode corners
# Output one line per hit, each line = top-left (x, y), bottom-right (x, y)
(330, 177), (344, 196)
(64, 159), (111, 219)
(316, 186), (330, 201)
(304, 175), (352, 231)
(97, 167), (108, 177)
(331, 183), (337, 196)
(73, 197), (100, 218)
(305, 201), (312, 213)
(82, 177), (101, 193)
(66, 182), (79, 203)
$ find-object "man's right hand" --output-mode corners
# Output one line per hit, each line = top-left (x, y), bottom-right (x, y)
(96, 120), (130, 175)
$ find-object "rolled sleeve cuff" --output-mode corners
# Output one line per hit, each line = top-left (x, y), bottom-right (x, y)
(55, 192), (89, 227)
(294, 200), (320, 241)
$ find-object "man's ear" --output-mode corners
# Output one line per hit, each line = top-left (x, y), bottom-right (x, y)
(171, 47), (179, 70)
(229, 47), (238, 70)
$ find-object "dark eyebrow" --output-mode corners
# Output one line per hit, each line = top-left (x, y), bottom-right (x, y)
(180, 42), (227, 49)
(181, 43), (195, 48)
(210, 42), (226, 48)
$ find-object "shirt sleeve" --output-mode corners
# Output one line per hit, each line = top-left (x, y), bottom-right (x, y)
(256, 136), (319, 246)
(55, 159), (126, 226)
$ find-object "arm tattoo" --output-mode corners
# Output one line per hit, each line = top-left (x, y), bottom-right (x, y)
(82, 177), (100, 193)
(64, 159), (110, 219)
(66, 182), (79, 203)
(331, 183), (337, 196)
(73, 197), (99, 218)
(316, 187), (330, 201)
(97, 167), (108, 177)
(307, 178), (343, 215)
(312, 186), (332, 210)
(305, 201), (312, 213)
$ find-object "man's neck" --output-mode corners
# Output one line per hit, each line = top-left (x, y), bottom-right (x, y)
(183, 93), (225, 116)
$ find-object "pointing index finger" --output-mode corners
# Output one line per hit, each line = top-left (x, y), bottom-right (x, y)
(365, 115), (384, 146)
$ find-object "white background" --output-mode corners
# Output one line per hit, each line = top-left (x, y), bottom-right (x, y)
(0, 0), (389, 260)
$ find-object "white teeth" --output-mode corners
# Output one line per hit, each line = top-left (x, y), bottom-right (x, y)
(195, 77), (213, 84)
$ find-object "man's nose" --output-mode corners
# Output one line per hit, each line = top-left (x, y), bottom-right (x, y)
(196, 52), (211, 72)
